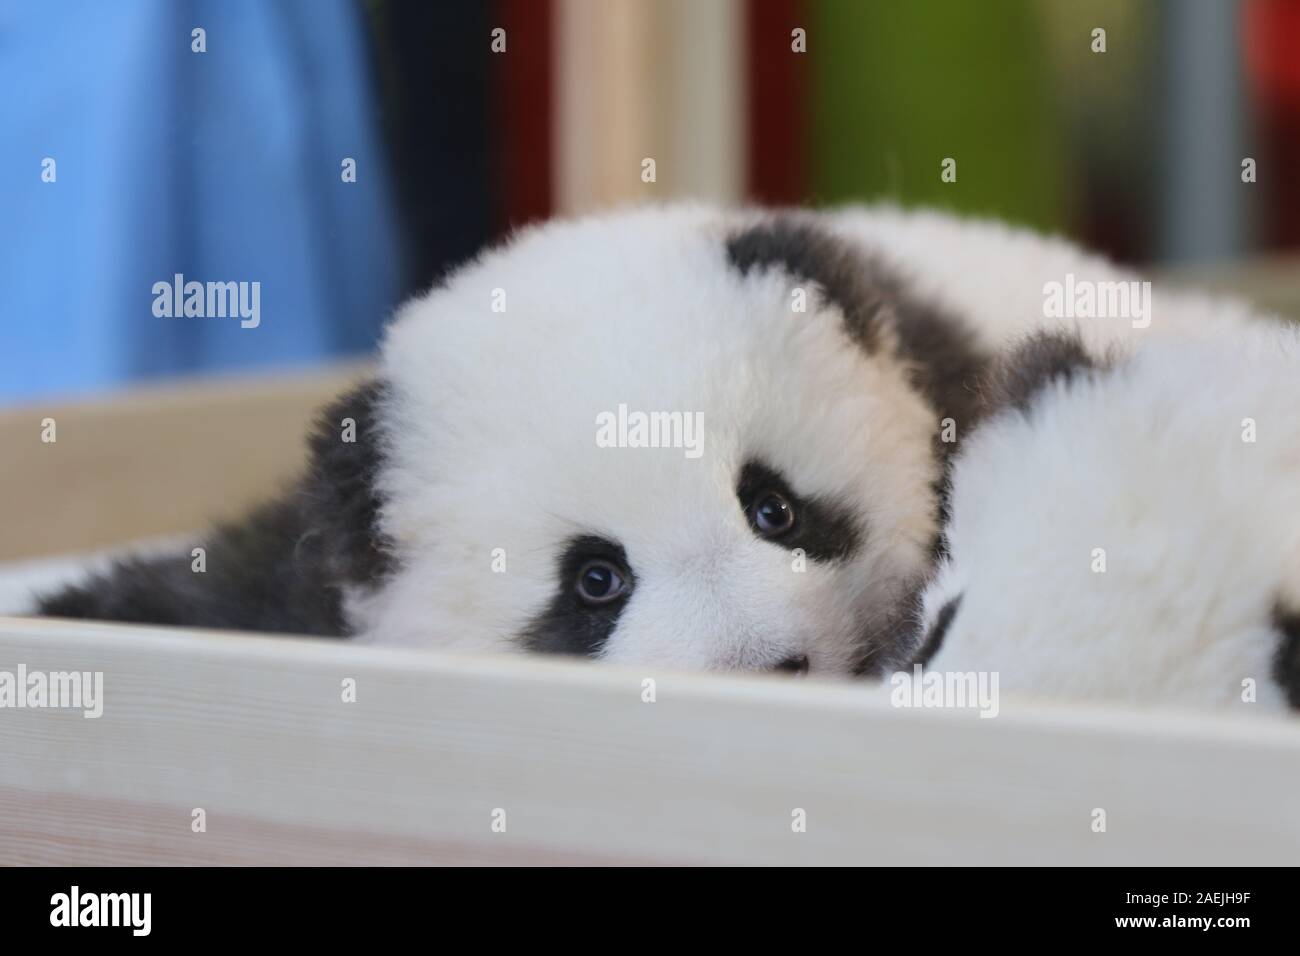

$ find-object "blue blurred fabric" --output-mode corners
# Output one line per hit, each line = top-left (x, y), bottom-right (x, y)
(0, 0), (404, 403)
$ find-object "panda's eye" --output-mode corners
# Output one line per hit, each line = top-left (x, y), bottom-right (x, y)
(575, 559), (629, 605)
(750, 492), (795, 537)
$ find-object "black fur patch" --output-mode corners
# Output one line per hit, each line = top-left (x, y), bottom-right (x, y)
(37, 380), (393, 636)
(299, 379), (394, 585)
(520, 535), (635, 657)
(987, 330), (1103, 415)
(890, 295), (991, 448)
(911, 593), (962, 669)
(724, 217), (992, 436)
(727, 217), (890, 354)
(736, 460), (861, 562)
(1271, 605), (1300, 709)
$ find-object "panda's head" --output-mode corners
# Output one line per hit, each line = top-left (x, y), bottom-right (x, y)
(913, 328), (1300, 710)
(338, 205), (986, 675)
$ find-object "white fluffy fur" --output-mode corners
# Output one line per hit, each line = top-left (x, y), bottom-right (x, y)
(829, 206), (1263, 356)
(918, 326), (1300, 710)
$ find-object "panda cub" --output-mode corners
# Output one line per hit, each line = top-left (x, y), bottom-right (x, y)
(913, 327), (1300, 711)
(31, 204), (1244, 676)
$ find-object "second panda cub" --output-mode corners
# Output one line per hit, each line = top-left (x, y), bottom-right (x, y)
(914, 326), (1300, 712)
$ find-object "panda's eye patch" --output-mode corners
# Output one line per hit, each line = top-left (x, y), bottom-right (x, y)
(736, 461), (861, 562)
(575, 559), (629, 605)
(519, 535), (634, 658)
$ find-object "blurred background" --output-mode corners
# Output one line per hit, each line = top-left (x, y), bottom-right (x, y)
(3, 0), (1299, 405)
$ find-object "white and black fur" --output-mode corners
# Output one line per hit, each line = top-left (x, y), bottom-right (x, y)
(913, 326), (1300, 711)
(28, 204), (1267, 676)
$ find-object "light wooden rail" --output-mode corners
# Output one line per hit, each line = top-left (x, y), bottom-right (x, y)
(2, 615), (1297, 865)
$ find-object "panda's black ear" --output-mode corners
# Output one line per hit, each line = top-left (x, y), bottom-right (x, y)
(987, 330), (1104, 414)
(1271, 604), (1300, 709)
(297, 378), (394, 587)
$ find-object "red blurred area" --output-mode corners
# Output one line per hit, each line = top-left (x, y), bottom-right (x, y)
(493, 0), (553, 231)
(1244, 0), (1300, 246)
(745, 0), (810, 205)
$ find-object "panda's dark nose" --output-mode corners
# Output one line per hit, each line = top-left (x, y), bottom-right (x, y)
(774, 655), (809, 675)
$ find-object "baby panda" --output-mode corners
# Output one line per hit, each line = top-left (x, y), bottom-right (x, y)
(913, 326), (1300, 711)
(31, 203), (1247, 676)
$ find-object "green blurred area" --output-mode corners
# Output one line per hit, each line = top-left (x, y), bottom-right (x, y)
(811, 0), (1072, 231)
